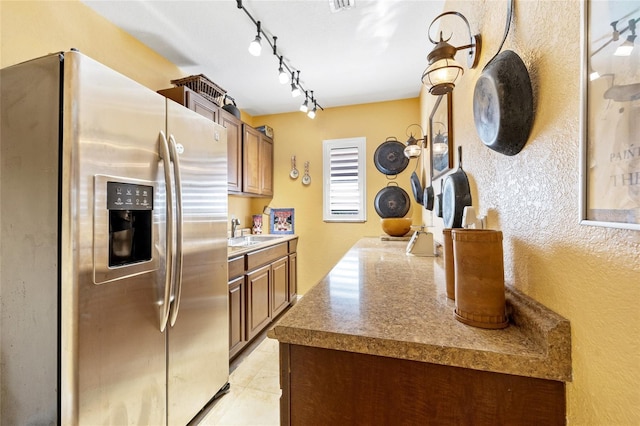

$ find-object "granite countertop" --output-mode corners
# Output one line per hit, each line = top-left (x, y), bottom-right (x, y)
(268, 237), (572, 382)
(227, 234), (297, 258)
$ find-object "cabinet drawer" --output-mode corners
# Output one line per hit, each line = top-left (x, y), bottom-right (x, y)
(228, 255), (245, 280)
(246, 243), (288, 271)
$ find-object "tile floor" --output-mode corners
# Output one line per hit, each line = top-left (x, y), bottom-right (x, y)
(197, 335), (281, 425)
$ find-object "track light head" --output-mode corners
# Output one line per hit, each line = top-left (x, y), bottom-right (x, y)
(615, 20), (636, 56)
(248, 21), (262, 56)
(300, 91), (309, 112)
(307, 101), (317, 119)
(278, 57), (289, 84)
(291, 71), (301, 97)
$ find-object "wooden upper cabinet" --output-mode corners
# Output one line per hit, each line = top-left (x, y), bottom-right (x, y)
(260, 134), (274, 196)
(158, 86), (219, 122)
(159, 87), (274, 197)
(219, 108), (242, 192)
(242, 124), (261, 194)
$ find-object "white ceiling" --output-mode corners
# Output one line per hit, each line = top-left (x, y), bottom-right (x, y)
(81, 0), (445, 116)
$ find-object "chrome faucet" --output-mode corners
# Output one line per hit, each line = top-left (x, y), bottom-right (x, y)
(231, 217), (240, 238)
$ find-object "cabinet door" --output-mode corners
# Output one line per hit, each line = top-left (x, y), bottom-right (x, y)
(229, 276), (246, 358)
(242, 125), (261, 194)
(260, 134), (274, 196)
(220, 109), (242, 192)
(289, 252), (297, 302)
(271, 256), (289, 318)
(186, 90), (219, 123)
(246, 264), (271, 340)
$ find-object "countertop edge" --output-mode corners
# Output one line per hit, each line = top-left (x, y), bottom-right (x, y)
(227, 234), (297, 257)
(268, 324), (571, 382)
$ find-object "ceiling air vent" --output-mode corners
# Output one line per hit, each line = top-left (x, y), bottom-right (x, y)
(329, 0), (354, 13)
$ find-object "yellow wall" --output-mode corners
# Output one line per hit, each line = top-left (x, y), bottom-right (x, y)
(426, 1), (639, 424)
(3, 0), (639, 424)
(249, 99), (421, 294)
(0, 0), (182, 90)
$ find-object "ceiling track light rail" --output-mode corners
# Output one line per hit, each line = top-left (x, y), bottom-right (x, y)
(236, 0), (324, 118)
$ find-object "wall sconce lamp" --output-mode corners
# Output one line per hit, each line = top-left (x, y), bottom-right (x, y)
(431, 122), (449, 155)
(422, 11), (481, 95)
(404, 124), (427, 159)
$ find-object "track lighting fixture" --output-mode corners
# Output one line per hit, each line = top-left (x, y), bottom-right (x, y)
(300, 91), (310, 113)
(278, 57), (289, 84)
(237, 0), (324, 117)
(307, 101), (317, 119)
(614, 19), (636, 56)
(611, 21), (620, 42)
(291, 71), (301, 98)
(248, 21), (262, 56)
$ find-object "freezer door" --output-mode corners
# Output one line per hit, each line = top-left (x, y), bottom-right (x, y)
(64, 52), (168, 425)
(166, 100), (229, 426)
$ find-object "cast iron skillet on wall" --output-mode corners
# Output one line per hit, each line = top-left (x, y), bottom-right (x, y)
(442, 147), (472, 228)
(374, 183), (411, 218)
(473, 50), (533, 156)
(411, 171), (423, 205)
(374, 137), (410, 175)
(472, 0), (534, 156)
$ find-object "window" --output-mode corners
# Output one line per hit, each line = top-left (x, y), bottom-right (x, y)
(323, 137), (366, 222)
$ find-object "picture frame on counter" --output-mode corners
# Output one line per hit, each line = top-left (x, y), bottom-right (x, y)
(430, 92), (454, 180)
(579, 0), (640, 230)
(270, 208), (295, 234)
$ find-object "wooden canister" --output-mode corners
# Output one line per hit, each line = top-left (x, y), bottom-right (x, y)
(452, 229), (508, 329)
(442, 228), (455, 300)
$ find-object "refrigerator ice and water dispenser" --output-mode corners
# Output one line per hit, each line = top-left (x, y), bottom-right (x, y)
(106, 181), (153, 267)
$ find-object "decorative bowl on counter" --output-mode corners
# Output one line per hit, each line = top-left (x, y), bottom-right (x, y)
(380, 217), (413, 237)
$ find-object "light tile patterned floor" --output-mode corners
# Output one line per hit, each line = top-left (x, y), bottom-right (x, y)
(198, 336), (280, 425)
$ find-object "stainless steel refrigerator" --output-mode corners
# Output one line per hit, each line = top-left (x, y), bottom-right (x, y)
(0, 51), (229, 425)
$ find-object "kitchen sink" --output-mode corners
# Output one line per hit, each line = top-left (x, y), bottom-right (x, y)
(228, 235), (283, 247)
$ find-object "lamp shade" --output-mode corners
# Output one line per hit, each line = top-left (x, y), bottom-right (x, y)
(404, 144), (423, 158)
(422, 58), (463, 95)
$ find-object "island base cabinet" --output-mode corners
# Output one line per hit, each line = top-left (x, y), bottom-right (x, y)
(279, 344), (566, 426)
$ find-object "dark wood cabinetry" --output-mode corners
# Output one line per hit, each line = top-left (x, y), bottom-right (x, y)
(271, 256), (289, 318)
(158, 86), (219, 122)
(228, 275), (245, 359)
(158, 86), (272, 196)
(259, 133), (274, 196)
(246, 264), (272, 341)
(288, 252), (297, 303)
(279, 344), (566, 426)
(242, 124), (261, 194)
(228, 238), (297, 360)
(241, 124), (273, 196)
(219, 109), (242, 192)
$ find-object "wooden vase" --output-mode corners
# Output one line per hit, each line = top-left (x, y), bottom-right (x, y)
(452, 229), (508, 329)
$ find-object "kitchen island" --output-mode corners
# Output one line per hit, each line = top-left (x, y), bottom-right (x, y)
(268, 237), (571, 425)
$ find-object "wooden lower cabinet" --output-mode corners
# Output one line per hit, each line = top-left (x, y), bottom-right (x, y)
(288, 252), (297, 303)
(229, 239), (297, 360)
(271, 256), (289, 318)
(279, 344), (566, 426)
(228, 275), (245, 359)
(246, 264), (272, 341)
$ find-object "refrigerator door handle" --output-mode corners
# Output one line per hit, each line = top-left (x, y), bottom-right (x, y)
(168, 134), (184, 327)
(158, 131), (174, 332)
